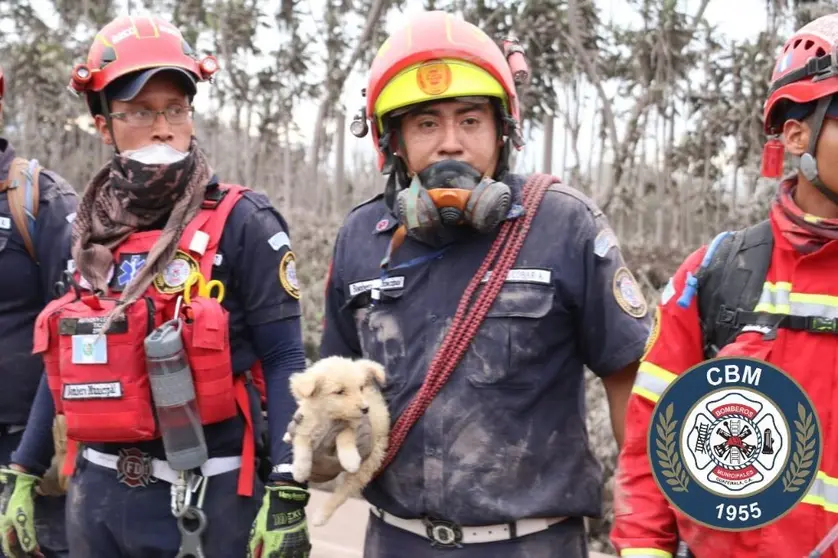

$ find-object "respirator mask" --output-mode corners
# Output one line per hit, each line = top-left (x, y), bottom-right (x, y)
(394, 159), (512, 247)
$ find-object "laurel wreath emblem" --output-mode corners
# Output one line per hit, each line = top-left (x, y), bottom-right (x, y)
(655, 402), (690, 493)
(782, 402), (816, 493)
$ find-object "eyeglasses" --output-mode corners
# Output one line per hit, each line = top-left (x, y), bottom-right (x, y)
(110, 105), (195, 128)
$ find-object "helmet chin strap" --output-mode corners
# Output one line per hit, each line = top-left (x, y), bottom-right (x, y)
(799, 95), (838, 206)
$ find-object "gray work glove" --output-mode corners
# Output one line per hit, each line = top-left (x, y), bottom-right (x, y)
(284, 411), (374, 484)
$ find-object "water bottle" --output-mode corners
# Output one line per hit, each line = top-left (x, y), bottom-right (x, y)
(144, 317), (208, 470)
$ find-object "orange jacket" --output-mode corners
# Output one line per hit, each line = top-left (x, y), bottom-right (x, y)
(611, 213), (838, 558)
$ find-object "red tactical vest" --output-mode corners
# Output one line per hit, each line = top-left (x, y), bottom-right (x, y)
(33, 183), (263, 496)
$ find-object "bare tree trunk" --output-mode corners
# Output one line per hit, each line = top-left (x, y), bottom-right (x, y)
(703, 136), (712, 239)
(655, 109), (665, 247)
(245, 105), (254, 187)
(334, 111), (346, 216)
(561, 84), (570, 179)
(635, 110), (648, 244)
(569, 77), (583, 188)
(543, 113), (554, 174)
(310, 0), (387, 171)
(587, 91), (599, 195)
(566, 0), (713, 212)
(667, 105), (679, 249)
(284, 120), (293, 207)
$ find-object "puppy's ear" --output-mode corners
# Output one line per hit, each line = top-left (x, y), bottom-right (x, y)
(290, 372), (319, 399)
(358, 359), (386, 387)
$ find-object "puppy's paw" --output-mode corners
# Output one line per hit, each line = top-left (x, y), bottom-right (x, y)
(292, 462), (311, 483)
(339, 450), (361, 473)
(310, 509), (328, 527)
(282, 432), (291, 443)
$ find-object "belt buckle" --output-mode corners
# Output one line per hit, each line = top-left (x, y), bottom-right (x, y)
(421, 516), (463, 548)
(807, 315), (837, 334)
(116, 448), (157, 488)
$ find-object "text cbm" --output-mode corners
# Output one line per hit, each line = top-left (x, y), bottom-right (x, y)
(706, 364), (762, 386)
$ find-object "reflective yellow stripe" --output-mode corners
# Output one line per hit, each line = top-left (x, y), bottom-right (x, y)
(621, 549), (673, 558)
(631, 362), (677, 403)
(802, 471), (838, 513)
(754, 281), (838, 318)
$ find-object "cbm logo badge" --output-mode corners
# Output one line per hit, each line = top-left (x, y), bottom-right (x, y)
(649, 357), (822, 531)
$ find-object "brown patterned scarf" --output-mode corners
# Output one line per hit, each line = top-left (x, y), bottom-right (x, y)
(72, 137), (211, 326)
(770, 176), (838, 254)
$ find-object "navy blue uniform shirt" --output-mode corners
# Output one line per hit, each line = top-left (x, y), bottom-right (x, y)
(320, 173), (652, 525)
(13, 177), (306, 477)
(0, 138), (77, 425)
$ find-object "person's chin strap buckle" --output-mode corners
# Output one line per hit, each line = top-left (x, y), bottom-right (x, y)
(800, 152), (819, 182)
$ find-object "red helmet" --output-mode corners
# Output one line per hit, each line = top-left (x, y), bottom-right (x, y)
(763, 14), (838, 135)
(69, 15), (219, 114)
(359, 11), (525, 171)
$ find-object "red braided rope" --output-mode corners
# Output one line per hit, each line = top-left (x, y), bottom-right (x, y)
(375, 173), (557, 476)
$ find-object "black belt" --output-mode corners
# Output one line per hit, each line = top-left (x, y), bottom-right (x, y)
(719, 307), (838, 335)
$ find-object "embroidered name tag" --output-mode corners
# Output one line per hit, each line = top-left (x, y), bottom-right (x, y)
(60, 316), (128, 336)
(348, 276), (405, 297)
(63, 381), (123, 400)
(481, 268), (552, 285)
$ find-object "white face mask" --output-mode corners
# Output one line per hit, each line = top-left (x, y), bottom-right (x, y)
(121, 143), (189, 165)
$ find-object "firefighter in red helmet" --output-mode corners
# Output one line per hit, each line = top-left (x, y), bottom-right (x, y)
(295, 10), (650, 558)
(612, 12), (838, 558)
(0, 64), (78, 557)
(0, 15), (310, 558)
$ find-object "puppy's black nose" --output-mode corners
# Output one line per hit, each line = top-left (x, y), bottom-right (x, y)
(361, 407), (369, 414)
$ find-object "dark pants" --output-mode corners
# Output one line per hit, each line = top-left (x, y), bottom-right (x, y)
(363, 512), (588, 558)
(0, 429), (68, 558)
(66, 453), (264, 558)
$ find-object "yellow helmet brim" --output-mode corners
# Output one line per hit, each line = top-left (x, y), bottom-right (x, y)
(374, 58), (508, 132)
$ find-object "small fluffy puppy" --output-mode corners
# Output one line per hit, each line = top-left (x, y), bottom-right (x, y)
(283, 356), (390, 525)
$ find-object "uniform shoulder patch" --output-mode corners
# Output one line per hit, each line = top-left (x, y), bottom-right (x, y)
(268, 231), (290, 251)
(594, 227), (619, 258)
(279, 251), (300, 300)
(642, 306), (661, 360)
(613, 266), (648, 318)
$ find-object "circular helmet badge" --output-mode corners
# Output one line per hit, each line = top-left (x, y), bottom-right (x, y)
(649, 357), (822, 531)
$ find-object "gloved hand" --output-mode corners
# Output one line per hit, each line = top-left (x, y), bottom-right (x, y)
(248, 484), (311, 558)
(283, 411), (373, 484)
(0, 466), (42, 557)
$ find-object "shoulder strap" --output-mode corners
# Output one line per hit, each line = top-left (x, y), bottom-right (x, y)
(179, 183), (249, 278)
(0, 157), (41, 261)
(694, 219), (773, 357)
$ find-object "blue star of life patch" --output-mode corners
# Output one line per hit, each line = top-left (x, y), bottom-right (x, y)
(112, 254), (147, 292)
